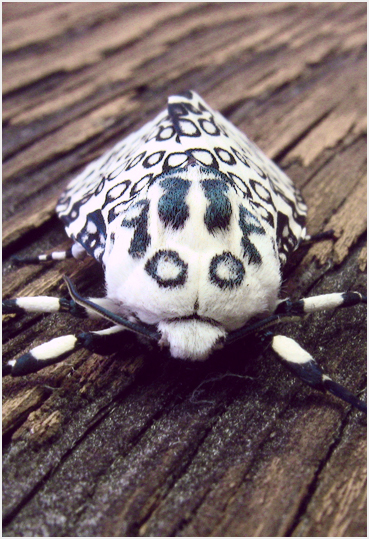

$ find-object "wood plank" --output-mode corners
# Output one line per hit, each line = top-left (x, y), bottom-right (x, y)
(3, 3), (366, 537)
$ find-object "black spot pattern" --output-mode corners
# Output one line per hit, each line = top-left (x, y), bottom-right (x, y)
(231, 148), (268, 180)
(121, 200), (151, 259)
(200, 176), (232, 233)
(276, 211), (298, 258)
(129, 174), (153, 197)
(249, 200), (275, 228)
(176, 119), (202, 138)
(239, 205), (265, 265)
(145, 250), (188, 288)
(76, 209), (107, 263)
(94, 176), (106, 196)
(249, 179), (274, 206)
(158, 175), (190, 229)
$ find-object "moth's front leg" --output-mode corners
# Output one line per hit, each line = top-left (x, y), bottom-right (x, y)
(3, 325), (126, 377)
(271, 335), (366, 413)
(275, 291), (366, 316)
(3, 296), (121, 320)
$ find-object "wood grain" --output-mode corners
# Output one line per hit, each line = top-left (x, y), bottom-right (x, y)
(3, 3), (366, 537)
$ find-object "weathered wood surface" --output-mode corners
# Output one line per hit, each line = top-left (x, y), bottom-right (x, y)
(3, 3), (366, 537)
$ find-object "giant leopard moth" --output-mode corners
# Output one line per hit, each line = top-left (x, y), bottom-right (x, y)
(3, 91), (366, 413)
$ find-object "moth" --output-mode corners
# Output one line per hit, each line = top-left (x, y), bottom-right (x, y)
(3, 91), (366, 412)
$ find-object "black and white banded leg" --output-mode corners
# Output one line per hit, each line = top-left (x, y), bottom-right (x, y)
(225, 290), (366, 413)
(3, 295), (120, 320)
(302, 229), (336, 244)
(12, 242), (86, 265)
(274, 292), (367, 316)
(226, 291), (366, 345)
(275, 291), (366, 316)
(3, 277), (160, 377)
(271, 292), (366, 412)
(3, 325), (127, 377)
(271, 334), (366, 413)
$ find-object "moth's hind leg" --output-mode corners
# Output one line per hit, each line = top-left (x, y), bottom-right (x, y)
(302, 229), (336, 244)
(3, 325), (126, 377)
(271, 335), (366, 413)
(12, 242), (86, 265)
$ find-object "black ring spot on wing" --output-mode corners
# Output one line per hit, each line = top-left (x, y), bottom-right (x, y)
(231, 147), (268, 179)
(143, 151), (165, 169)
(199, 118), (221, 136)
(163, 152), (189, 171)
(176, 118), (202, 137)
(102, 181), (131, 209)
(156, 125), (176, 141)
(250, 179), (273, 205)
(227, 172), (253, 199)
(187, 149), (219, 169)
(215, 147), (236, 165)
(94, 176), (106, 195)
(126, 151), (146, 170)
(129, 174), (153, 196)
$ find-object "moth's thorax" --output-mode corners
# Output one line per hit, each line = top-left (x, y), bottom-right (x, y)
(104, 164), (281, 358)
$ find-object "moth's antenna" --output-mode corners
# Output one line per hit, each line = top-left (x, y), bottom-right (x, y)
(64, 276), (160, 341)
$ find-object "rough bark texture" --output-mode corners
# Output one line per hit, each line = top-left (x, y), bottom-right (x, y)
(3, 3), (367, 537)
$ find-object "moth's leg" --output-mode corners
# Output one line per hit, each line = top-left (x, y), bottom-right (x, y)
(3, 296), (120, 320)
(12, 242), (86, 265)
(302, 229), (335, 244)
(271, 335), (366, 413)
(275, 292), (366, 316)
(226, 293), (366, 346)
(3, 325), (126, 377)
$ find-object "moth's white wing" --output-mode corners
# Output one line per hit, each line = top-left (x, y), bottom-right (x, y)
(57, 90), (306, 265)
